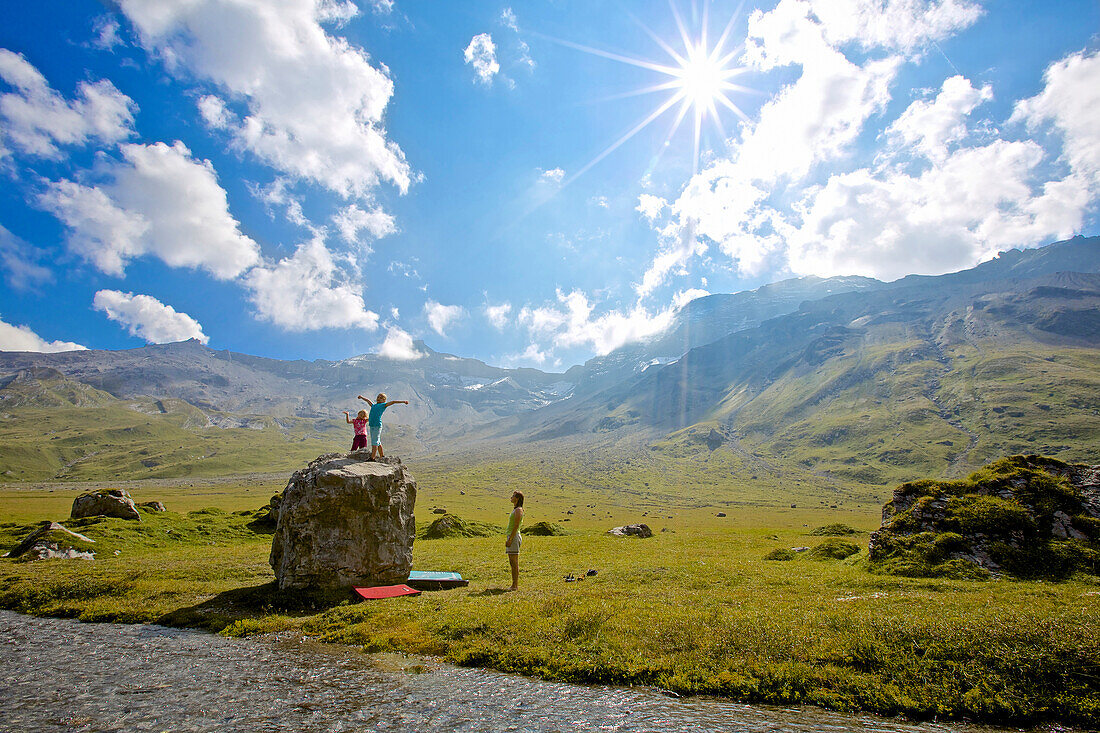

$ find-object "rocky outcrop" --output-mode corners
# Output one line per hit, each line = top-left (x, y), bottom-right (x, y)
(607, 523), (653, 538)
(269, 453), (416, 591)
(4, 521), (95, 560)
(869, 455), (1100, 579)
(71, 488), (140, 521)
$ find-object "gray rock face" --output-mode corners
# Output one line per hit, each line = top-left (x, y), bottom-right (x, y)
(71, 488), (141, 521)
(269, 453), (417, 591)
(607, 523), (653, 538)
(4, 521), (95, 560)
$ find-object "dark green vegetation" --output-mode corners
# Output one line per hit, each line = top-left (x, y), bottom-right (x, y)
(810, 538), (862, 560)
(870, 456), (1100, 580)
(810, 523), (860, 536)
(2, 469), (1100, 729)
(419, 513), (499, 540)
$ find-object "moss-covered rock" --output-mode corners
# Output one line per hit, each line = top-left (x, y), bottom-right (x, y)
(524, 521), (566, 536)
(869, 455), (1100, 579)
(809, 523), (859, 536)
(809, 538), (861, 560)
(418, 513), (498, 540)
(763, 548), (796, 561)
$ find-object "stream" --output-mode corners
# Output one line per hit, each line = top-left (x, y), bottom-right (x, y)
(0, 610), (1011, 733)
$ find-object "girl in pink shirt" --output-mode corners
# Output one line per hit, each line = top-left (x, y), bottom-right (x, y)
(344, 409), (369, 451)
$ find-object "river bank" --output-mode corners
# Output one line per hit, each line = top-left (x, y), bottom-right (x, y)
(1, 483), (1098, 729)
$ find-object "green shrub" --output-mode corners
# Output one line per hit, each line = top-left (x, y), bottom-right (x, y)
(810, 538), (861, 560)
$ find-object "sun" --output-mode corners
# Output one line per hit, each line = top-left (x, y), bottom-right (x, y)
(541, 1), (754, 182)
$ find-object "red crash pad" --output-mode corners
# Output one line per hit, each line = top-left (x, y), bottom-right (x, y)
(354, 584), (421, 600)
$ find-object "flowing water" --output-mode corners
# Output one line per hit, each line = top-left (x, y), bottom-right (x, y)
(0, 610), (1010, 733)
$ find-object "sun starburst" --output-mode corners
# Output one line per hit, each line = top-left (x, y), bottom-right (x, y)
(541, 1), (754, 185)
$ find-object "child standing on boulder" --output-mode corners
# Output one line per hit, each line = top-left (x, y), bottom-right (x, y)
(357, 393), (409, 461)
(343, 409), (369, 452)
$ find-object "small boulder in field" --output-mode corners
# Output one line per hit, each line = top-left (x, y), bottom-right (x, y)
(607, 523), (653, 538)
(72, 488), (140, 521)
(525, 521), (566, 536)
(4, 521), (96, 561)
(764, 548), (796, 561)
(138, 501), (166, 513)
(420, 513), (497, 540)
(810, 538), (861, 560)
(810, 523), (859, 536)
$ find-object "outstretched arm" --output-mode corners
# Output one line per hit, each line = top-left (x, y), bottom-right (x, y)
(386, 400), (410, 407)
(344, 411), (352, 424)
(357, 394), (373, 405)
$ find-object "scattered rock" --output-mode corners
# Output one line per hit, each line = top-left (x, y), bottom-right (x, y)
(791, 546), (810, 552)
(419, 513), (497, 539)
(4, 521), (95, 561)
(269, 453), (416, 591)
(607, 523), (653, 538)
(716, 512), (727, 517)
(810, 538), (861, 560)
(71, 488), (140, 521)
(525, 521), (566, 536)
(432, 508), (447, 515)
(764, 548), (796, 561)
(810, 523), (859, 536)
(869, 455), (1100, 579)
(138, 501), (166, 513)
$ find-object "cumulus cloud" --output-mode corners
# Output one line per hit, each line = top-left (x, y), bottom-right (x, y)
(507, 342), (548, 367)
(485, 302), (512, 329)
(377, 324), (423, 360)
(424, 300), (464, 336)
(637, 0), (1096, 287)
(0, 317), (86, 352)
(252, 177), (308, 226)
(0, 49), (135, 158)
(673, 288), (710, 309)
(635, 194), (667, 221)
(244, 235), (379, 332)
(888, 75), (992, 161)
(519, 289), (676, 356)
(40, 141), (261, 279)
(0, 223), (52, 290)
(334, 202), (396, 244)
(464, 33), (500, 85)
(118, 0), (411, 198)
(1012, 49), (1100, 184)
(539, 167), (565, 184)
(93, 289), (209, 344)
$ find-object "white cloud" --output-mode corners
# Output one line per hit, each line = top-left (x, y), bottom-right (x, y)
(501, 8), (519, 32)
(424, 300), (464, 336)
(888, 75), (992, 161)
(509, 342), (548, 367)
(0, 317), (86, 352)
(539, 167), (565, 184)
(635, 194), (667, 221)
(0, 223), (51, 290)
(93, 289), (209, 344)
(783, 139), (1085, 280)
(91, 17), (126, 51)
(637, 218), (709, 297)
(464, 33), (500, 85)
(520, 289), (675, 356)
(0, 49), (135, 158)
(40, 141), (261, 279)
(377, 324), (423, 360)
(334, 202), (396, 244)
(118, 0), (411, 198)
(1012, 49), (1100, 185)
(485, 302), (512, 329)
(590, 195), (610, 209)
(244, 235), (380, 332)
(253, 177), (308, 226)
(365, 0), (394, 14)
(808, 0), (981, 54)
(673, 288), (710, 309)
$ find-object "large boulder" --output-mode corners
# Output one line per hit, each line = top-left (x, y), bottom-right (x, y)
(869, 455), (1100, 579)
(4, 521), (96, 561)
(607, 523), (653, 538)
(71, 488), (140, 521)
(269, 453), (417, 591)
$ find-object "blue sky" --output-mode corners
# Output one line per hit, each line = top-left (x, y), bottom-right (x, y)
(1, 0), (1098, 370)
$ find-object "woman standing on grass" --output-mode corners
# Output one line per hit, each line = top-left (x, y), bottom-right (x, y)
(505, 491), (524, 591)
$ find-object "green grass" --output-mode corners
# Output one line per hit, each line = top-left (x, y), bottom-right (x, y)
(1, 475), (1098, 728)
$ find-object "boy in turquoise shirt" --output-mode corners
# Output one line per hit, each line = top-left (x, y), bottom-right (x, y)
(357, 393), (409, 460)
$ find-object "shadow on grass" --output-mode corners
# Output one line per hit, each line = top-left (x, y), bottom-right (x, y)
(469, 588), (511, 597)
(157, 582), (351, 631)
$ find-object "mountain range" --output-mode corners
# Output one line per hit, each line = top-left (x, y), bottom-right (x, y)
(2, 235), (1098, 489)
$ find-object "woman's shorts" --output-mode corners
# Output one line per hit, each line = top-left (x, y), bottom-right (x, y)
(369, 424), (382, 446)
(505, 534), (522, 554)
(351, 434), (368, 451)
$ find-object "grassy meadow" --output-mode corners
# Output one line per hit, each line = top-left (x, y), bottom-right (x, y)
(2, 469), (1099, 729)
